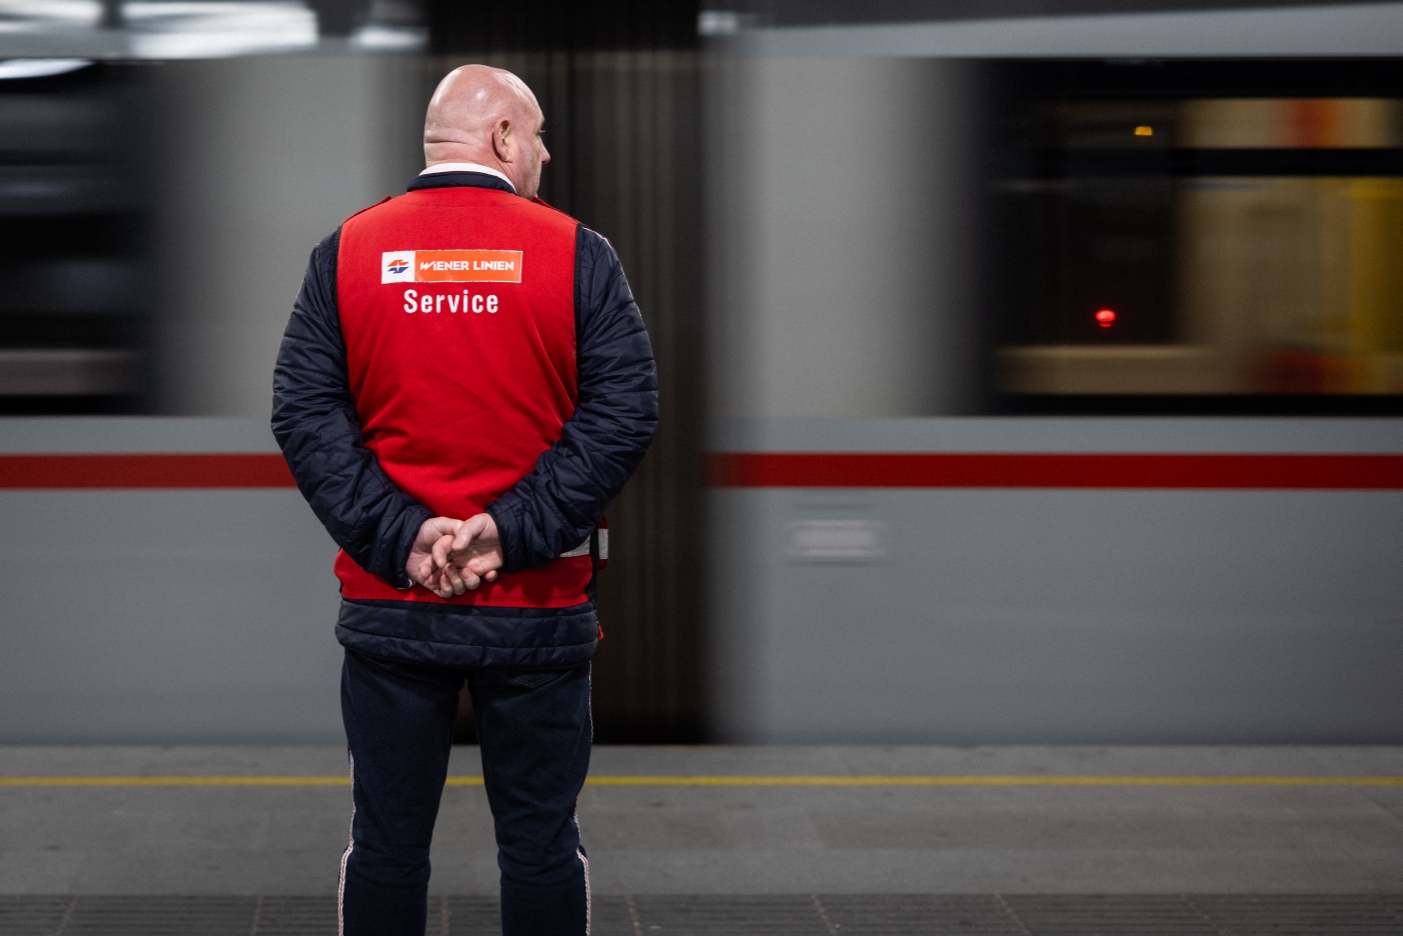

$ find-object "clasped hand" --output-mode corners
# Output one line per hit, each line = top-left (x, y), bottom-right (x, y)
(405, 513), (504, 598)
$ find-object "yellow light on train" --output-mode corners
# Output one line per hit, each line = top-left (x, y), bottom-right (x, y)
(1134, 125), (1154, 136)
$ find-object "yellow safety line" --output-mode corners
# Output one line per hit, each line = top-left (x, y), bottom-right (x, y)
(0, 776), (353, 786)
(581, 775), (1403, 786)
(0, 775), (1401, 787)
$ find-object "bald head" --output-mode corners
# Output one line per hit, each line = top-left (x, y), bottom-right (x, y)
(424, 65), (550, 199)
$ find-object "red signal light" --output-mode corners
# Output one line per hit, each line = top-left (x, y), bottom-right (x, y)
(1095, 308), (1116, 327)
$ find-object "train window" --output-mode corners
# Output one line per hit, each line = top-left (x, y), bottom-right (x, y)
(0, 63), (150, 415)
(992, 61), (1403, 414)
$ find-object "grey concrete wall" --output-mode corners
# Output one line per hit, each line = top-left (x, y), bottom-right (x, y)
(0, 419), (343, 743)
(706, 57), (982, 420)
(152, 54), (424, 418)
(708, 418), (1403, 744)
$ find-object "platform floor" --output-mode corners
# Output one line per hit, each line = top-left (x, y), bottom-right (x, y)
(1, 745), (1402, 931)
(4, 893), (1403, 934)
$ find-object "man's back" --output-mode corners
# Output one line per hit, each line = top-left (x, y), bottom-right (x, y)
(335, 185), (591, 609)
(273, 169), (655, 666)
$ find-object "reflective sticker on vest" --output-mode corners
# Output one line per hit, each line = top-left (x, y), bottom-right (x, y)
(381, 250), (523, 284)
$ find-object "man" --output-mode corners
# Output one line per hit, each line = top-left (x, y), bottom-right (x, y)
(272, 64), (657, 936)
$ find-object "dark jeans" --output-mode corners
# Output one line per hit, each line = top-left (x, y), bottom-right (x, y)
(339, 648), (592, 936)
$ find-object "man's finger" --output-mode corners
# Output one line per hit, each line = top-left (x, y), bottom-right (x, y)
(463, 554), (503, 576)
(418, 555), (440, 588)
(431, 566), (453, 596)
(451, 525), (477, 553)
(445, 562), (466, 595)
(431, 534), (456, 571)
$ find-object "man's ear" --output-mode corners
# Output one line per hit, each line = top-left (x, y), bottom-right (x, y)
(493, 118), (512, 162)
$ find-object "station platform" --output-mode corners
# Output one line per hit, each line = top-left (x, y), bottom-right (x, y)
(2, 745), (1402, 933)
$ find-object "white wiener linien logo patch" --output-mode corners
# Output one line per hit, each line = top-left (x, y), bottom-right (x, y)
(381, 250), (522, 284)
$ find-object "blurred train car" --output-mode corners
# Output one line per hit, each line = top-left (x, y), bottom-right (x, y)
(0, 0), (1400, 746)
(0, 3), (705, 744)
(0, 47), (427, 743)
(702, 1), (1403, 743)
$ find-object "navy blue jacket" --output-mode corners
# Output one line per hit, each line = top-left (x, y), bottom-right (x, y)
(272, 173), (658, 668)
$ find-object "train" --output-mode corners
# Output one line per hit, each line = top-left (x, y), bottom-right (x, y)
(703, 1), (1403, 743)
(0, 0), (1399, 744)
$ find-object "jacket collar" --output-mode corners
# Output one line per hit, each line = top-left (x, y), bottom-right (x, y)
(407, 172), (516, 195)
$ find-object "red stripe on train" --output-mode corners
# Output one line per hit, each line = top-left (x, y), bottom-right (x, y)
(0, 454), (296, 489)
(706, 453), (1403, 489)
(3, 452), (1398, 490)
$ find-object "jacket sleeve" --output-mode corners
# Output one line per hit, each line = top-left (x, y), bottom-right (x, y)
(485, 225), (659, 571)
(271, 228), (432, 588)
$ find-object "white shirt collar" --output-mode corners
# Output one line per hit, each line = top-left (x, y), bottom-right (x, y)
(419, 162), (515, 192)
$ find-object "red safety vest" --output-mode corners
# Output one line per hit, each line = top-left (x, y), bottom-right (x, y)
(332, 185), (592, 607)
